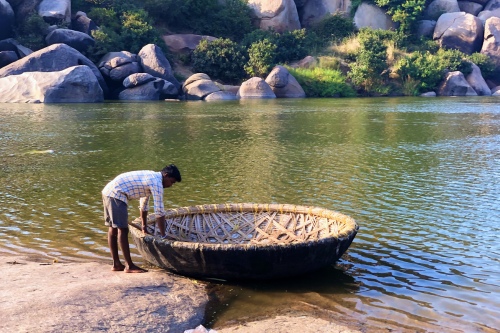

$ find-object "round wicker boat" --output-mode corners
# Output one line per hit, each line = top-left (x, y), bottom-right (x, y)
(129, 203), (358, 280)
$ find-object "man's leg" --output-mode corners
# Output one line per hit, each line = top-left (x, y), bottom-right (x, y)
(108, 227), (125, 271)
(117, 227), (147, 273)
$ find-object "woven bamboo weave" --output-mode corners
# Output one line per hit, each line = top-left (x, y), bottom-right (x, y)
(141, 203), (357, 245)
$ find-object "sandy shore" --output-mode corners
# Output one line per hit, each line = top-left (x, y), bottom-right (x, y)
(0, 254), (363, 333)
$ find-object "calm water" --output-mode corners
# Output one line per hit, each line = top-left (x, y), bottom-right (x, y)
(0, 98), (499, 332)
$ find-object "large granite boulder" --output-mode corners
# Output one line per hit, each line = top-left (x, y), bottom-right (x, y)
(71, 11), (98, 35)
(466, 63), (492, 95)
(138, 44), (180, 91)
(0, 38), (32, 58)
(123, 72), (178, 99)
(433, 12), (484, 55)
(14, 0), (42, 23)
(98, 51), (142, 83)
(481, 16), (500, 79)
(0, 65), (103, 103)
(237, 77), (276, 99)
(417, 20), (437, 38)
(265, 65), (306, 98)
(423, 0), (460, 21)
(0, 43), (108, 96)
(247, 0), (301, 32)
(182, 73), (221, 100)
(298, 0), (352, 27)
(438, 71), (478, 96)
(118, 78), (165, 101)
(38, 0), (71, 24)
(45, 28), (95, 53)
(162, 34), (217, 55)
(458, 1), (484, 15)
(0, 0), (14, 40)
(0, 50), (18, 67)
(353, 3), (397, 30)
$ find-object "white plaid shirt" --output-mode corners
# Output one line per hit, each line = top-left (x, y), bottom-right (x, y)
(102, 170), (165, 217)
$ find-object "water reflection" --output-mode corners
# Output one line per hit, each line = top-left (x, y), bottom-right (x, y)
(1, 98), (499, 332)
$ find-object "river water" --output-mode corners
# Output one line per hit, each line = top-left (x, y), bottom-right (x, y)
(0, 98), (499, 332)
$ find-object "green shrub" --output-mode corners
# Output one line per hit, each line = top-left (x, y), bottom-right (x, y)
(375, 0), (427, 43)
(13, 12), (50, 51)
(245, 39), (278, 77)
(287, 67), (356, 97)
(192, 38), (248, 83)
(120, 10), (161, 53)
(309, 14), (356, 45)
(468, 53), (495, 79)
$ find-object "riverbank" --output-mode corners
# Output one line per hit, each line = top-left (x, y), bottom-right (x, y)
(0, 254), (364, 333)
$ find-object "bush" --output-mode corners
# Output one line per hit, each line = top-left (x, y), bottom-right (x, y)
(13, 12), (50, 51)
(309, 14), (356, 45)
(192, 38), (248, 83)
(287, 67), (356, 97)
(245, 39), (278, 77)
(468, 53), (495, 79)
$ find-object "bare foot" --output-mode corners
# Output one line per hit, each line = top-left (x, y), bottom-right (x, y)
(124, 265), (148, 273)
(112, 264), (126, 271)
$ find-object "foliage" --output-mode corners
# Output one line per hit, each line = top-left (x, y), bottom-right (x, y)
(13, 13), (50, 51)
(244, 40), (278, 77)
(395, 48), (473, 93)
(142, 0), (254, 41)
(287, 67), (356, 97)
(348, 29), (392, 94)
(309, 14), (356, 46)
(192, 38), (248, 83)
(467, 53), (496, 79)
(375, 0), (427, 43)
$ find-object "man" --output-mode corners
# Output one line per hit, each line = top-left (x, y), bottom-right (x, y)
(102, 164), (182, 273)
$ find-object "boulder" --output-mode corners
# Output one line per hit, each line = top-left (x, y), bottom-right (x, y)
(138, 44), (180, 90)
(481, 16), (500, 79)
(423, 0), (460, 21)
(38, 0), (71, 24)
(247, 0), (301, 32)
(204, 91), (238, 101)
(123, 73), (157, 88)
(118, 79), (164, 101)
(265, 65), (306, 98)
(182, 74), (221, 100)
(417, 20), (437, 38)
(353, 3), (397, 30)
(0, 65), (103, 103)
(484, 0), (500, 11)
(72, 11), (98, 35)
(299, 0), (352, 27)
(421, 91), (437, 97)
(0, 43), (108, 96)
(0, 0), (14, 40)
(433, 12), (484, 55)
(0, 50), (18, 67)
(290, 55), (317, 69)
(237, 77), (276, 99)
(478, 9), (500, 22)
(438, 71), (478, 96)
(45, 28), (95, 53)
(466, 63), (492, 95)
(0, 38), (33, 58)
(162, 34), (217, 55)
(458, 1), (484, 15)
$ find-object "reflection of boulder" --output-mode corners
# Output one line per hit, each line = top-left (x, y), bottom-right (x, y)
(182, 73), (221, 100)
(433, 12), (483, 55)
(138, 44), (180, 90)
(45, 28), (95, 53)
(237, 77), (276, 99)
(438, 71), (477, 96)
(0, 43), (108, 96)
(265, 65), (305, 98)
(0, 65), (104, 103)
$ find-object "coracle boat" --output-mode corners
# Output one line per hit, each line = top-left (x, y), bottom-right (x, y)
(129, 203), (359, 280)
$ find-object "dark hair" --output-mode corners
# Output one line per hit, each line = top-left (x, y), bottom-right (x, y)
(162, 164), (181, 182)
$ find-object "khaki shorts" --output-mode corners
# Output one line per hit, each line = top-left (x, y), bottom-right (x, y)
(102, 196), (128, 229)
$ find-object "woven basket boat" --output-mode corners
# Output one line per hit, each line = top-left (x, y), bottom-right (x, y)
(129, 203), (358, 280)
